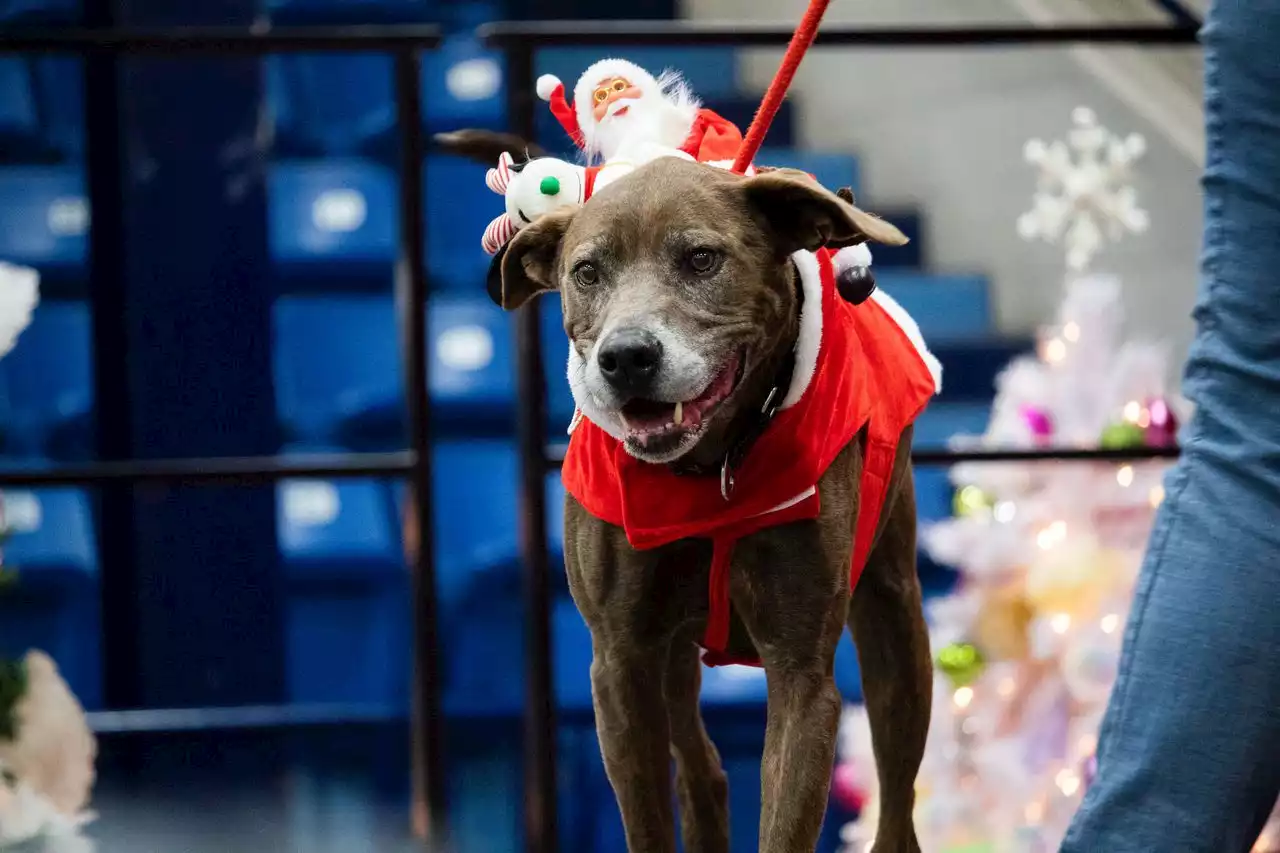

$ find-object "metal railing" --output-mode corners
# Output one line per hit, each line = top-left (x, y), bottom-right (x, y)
(0, 14), (1201, 853)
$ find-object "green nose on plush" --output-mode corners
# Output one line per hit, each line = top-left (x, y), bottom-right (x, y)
(539, 176), (561, 196)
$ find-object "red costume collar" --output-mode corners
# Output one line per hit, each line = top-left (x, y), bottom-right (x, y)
(561, 249), (940, 665)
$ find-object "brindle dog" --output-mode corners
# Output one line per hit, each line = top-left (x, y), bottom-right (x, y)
(417, 139), (933, 853)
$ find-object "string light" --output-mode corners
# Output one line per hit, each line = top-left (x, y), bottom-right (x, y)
(1123, 400), (1142, 423)
(1037, 520), (1068, 550)
(1149, 484), (1165, 507)
(1062, 321), (1080, 342)
(1078, 733), (1098, 757)
(1116, 465), (1134, 487)
(1100, 613), (1120, 634)
(995, 501), (1017, 523)
(1056, 768), (1082, 797)
(1051, 613), (1072, 635)
(1044, 338), (1067, 364)
(953, 686), (975, 709)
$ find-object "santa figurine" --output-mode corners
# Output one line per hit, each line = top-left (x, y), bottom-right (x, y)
(536, 58), (744, 165)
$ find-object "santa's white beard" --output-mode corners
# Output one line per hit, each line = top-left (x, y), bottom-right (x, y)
(585, 97), (695, 162)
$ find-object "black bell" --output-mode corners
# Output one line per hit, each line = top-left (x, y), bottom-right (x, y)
(836, 265), (877, 305)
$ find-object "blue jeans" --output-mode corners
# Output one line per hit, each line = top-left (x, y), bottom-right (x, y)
(1060, 2), (1280, 851)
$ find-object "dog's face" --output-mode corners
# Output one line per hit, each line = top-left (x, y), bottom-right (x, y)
(497, 157), (906, 464)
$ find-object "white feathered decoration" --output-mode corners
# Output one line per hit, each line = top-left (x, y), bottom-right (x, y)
(0, 262), (39, 361)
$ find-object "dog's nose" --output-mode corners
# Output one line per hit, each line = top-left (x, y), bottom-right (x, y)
(597, 328), (663, 396)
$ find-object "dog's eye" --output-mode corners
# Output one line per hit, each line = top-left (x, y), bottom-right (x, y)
(686, 249), (720, 276)
(573, 262), (599, 287)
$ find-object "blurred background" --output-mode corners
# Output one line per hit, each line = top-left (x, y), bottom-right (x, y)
(0, 0), (1206, 851)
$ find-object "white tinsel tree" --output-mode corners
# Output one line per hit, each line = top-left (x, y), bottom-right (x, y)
(832, 108), (1202, 853)
(0, 261), (97, 852)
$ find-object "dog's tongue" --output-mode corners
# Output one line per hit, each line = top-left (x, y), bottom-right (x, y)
(619, 354), (740, 439)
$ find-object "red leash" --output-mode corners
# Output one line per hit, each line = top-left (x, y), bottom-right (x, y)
(731, 0), (833, 174)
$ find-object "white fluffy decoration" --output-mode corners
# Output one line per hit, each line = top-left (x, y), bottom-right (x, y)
(1017, 107), (1149, 272)
(535, 73), (561, 101)
(0, 262), (39, 361)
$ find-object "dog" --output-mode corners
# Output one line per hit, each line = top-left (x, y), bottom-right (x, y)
(421, 138), (935, 852)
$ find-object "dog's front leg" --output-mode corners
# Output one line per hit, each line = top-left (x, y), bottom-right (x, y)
(590, 641), (678, 853)
(734, 536), (850, 852)
(565, 498), (684, 853)
(667, 637), (730, 853)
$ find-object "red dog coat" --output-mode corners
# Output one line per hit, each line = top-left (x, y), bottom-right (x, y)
(561, 248), (941, 666)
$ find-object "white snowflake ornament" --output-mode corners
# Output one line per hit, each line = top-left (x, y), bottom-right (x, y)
(1018, 107), (1149, 272)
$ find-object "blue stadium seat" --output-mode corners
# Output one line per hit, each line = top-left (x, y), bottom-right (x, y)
(0, 483), (101, 708)
(422, 36), (506, 135)
(875, 272), (992, 343)
(425, 153), (494, 293)
(0, 166), (88, 271)
(391, 439), (569, 716)
(0, 58), (42, 162)
(276, 456), (409, 707)
(266, 0), (433, 24)
(0, 0), (78, 24)
(755, 146), (860, 197)
(535, 48), (739, 101)
(273, 294), (401, 447)
(272, 294), (516, 447)
(268, 54), (397, 158)
(267, 158), (397, 280)
(28, 58), (83, 162)
(872, 208), (924, 269)
(269, 42), (502, 159)
(704, 96), (795, 149)
(539, 294), (577, 436)
(0, 299), (94, 459)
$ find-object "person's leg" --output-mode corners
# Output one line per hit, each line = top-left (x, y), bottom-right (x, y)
(1061, 2), (1280, 850)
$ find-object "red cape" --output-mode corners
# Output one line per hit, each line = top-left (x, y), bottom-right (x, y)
(561, 249), (939, 665)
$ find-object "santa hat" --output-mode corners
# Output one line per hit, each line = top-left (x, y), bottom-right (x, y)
(536, 58), (667, 151)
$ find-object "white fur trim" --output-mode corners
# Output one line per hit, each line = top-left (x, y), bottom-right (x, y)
(780, 250), (824, 410)
(833, 243), (873, 270)
(705, 159), (756, 175)
(536, 74), (562, 101)
(869, 288), (944, 394)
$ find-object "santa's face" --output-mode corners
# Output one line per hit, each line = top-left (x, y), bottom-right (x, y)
(591, 76), (644, 122)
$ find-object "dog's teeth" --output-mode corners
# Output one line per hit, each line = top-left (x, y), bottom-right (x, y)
(674, 401), (683, 426)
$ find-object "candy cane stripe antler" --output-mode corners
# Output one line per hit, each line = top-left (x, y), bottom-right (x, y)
(486, 151), (516, 195)
(482, 213), (517, 255)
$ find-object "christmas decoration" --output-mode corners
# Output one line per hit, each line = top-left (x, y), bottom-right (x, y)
(1017, 107), (1149, 272)
(0, 264), (96, 851)
(536, 58), (742, 164)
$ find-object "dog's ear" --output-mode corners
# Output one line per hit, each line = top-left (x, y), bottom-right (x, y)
(497, 207), (576, 310)
(434, 129), (549, 165)
(743, 168), (908, 255)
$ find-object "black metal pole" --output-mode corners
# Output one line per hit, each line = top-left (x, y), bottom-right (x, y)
(507, 42), (559, 853)
(394, 47), (447, 851)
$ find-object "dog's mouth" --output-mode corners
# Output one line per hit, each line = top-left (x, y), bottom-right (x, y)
(617, 350), (745, 453)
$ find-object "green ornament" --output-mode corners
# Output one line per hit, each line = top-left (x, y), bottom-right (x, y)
(539, 176), (561, 196)
(936, 642), (986, 688)
(952, 484), (994, 518)
(0, 658), (28, 742)
(1099, 421), (1146, 450)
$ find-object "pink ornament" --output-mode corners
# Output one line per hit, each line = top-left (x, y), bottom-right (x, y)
(1019, 404), (1055, 443)
(1082, 753), (1098, 790)
(831, 762), (866, 813)
(1145, 397), (1179, 447)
